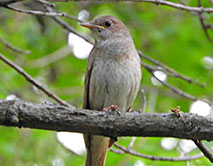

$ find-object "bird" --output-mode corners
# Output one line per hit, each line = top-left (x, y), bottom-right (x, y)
(80, 15), (142, 166)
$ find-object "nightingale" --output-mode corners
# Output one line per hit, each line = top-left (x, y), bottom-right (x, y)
(81, 15), (142, 166)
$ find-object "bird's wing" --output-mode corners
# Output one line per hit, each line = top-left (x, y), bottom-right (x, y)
(83, 47), (95, 109)
(83, 47), (110, 166)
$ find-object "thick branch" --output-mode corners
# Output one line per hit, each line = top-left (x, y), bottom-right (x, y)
(0, 99), (213, 140)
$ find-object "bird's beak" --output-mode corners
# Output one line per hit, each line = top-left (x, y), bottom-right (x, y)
(80, 23), (105, 29)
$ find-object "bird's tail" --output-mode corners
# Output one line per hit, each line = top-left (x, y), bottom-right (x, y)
(84, 135), (110, 166)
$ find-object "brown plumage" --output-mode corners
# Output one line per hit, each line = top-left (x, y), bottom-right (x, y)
(81, 15), (141, 166)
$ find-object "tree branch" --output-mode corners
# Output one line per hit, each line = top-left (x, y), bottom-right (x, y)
(0, 38), (31, 55)
(0, 99), (213, 140)
(143, 62), (210, 105)
(43, 5), (92, 44)
(48, 0), (213, 13)
(0, 53), (73, 108)
(5, 5), (81, 22)
(193, 140), (213, 162)
(197, 0), (212, 42)
(112, 143), (206, 161)
(139, 51), (205, 87)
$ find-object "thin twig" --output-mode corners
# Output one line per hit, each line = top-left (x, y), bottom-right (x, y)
(139, 51), (205, 87)
(0, 38), (31, 55)
(0, 53), (74, 108)
(144, 64), (210, 105)
(127, 137), (137, 150)
(193, 140), (213, 162)
(197, 0), (212, 41)
(206, 24), (213, 29)
(109, 148), (124, 154)
(113, 143), (204, 161)
(34, 0), (56, 8)
(44, 5), (93, 44)
(48, 0), (213, 13)
(5, 5), (82, 22)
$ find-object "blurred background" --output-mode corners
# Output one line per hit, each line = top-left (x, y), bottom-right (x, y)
(0, 0), (213, 165)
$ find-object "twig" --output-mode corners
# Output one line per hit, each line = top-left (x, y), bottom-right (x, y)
(34, 0), (56, 8)
(0, 53), (73, 108)
(197, 0), (212, 42)
(109, 148), (124, 154)
(139, 51), (205, 87)
(193, 140), (213, 162)
(48, 0), (213, 13)
(44, 5), (93, 44)
(127, 137), (136, 150)
(206, 24), (213, 29)
(5, 5), (82, 22)
(113, 143), (204, 161)
(25, 45), (72, 68)
(0, 38), (31, 55)
(144, 64), (210, 105)
(140, 89), (146, 113)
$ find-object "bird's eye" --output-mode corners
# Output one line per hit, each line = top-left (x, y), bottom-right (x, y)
(105, 20), (112, 27)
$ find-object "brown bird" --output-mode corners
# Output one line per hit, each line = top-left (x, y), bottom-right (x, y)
(81, 15), (142, 166)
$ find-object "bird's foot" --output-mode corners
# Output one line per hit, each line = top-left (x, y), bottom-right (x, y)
(103, 105), (120, 112)
(127, 106), (143, 113)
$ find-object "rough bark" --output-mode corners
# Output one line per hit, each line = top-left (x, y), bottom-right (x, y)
(0, 99), (212, 140)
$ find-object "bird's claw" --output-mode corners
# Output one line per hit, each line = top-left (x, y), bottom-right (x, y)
(103, 105), (120, 112)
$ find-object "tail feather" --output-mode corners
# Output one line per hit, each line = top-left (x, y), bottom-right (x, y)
(84, 135), (110, 166)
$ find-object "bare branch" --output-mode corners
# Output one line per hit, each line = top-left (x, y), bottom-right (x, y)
(139, 51), (205, 87)
(193, 140), (213, 162)
(0, 38), (31, 55)
(5, 5), (82, 22)
(1, 99), (213, 140)
(127, 137), (136, 150)
(197, 0), (212, 41)
(48, 0), (213, 13)
(44, 5), (93, 44)
(151, 72), (206, 103)
(34, 0), (56, 8)
(109, 148), (124, 154)
(142, 61), (210, 104)
(0, 53), (73, 108)
(113, 143), (205, 161)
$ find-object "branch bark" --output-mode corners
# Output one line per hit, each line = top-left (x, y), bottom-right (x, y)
(0, 99), (213, 140)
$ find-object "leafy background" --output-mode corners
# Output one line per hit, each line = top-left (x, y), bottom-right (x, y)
(0, 1), (213, 166)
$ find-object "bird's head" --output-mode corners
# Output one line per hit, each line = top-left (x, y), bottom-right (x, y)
(80, 16), (130, 44)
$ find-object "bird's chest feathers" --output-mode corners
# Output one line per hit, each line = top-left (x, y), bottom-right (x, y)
(88, 56), (141, 111)
(90, 55), (140, 94)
